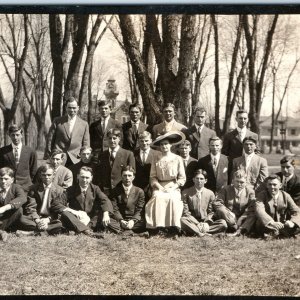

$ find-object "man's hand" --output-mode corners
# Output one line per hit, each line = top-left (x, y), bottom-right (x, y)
(270, 221), (284, 230)
(120, 220), (128, 229)
(284, 220), (295, 228)
(37, 217), (50, 230)
(127, 220), (135, 230)
(0, 204), (13, 215)
(102, 211), (110, 226)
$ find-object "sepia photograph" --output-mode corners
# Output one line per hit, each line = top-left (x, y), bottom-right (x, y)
(0, 4), (299, 296)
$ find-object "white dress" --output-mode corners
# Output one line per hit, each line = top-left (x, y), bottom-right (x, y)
(145, 152), (186, 228)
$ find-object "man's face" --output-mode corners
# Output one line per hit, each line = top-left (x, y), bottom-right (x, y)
(51, 154), (63, 169)
(40, 169), (54, 186)
(194, 111), (207, 126)
(80, 150), (92, 163)
(233, 176), (247, 191)
(281, 161), (295, 177)
(243, 140), (256, 155)
(108, 134), (120, 149)
(78, 170), (92, 189)
(179, 145), (190, 159)
(267, 178), (281, 196)
(129, 107), (141, 123)
(122, 170), (135, 187)
(209, 140), (221, 155)
(193, 173), (207, 189)
(66, 101), (79, 118)
(9, 130), (23, 146)
(163, 107), (175, 122)
(0, 174), (14, 190)
(236, 112), (248, 129)
(99, 105), (111, 118)
(139, 137), (152, 151)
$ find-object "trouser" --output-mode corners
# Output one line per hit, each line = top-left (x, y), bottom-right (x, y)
(18, 215), (63, 235)
(0, 208), (23, 231)
(255, 219), (300, 237)
(181, 215), (227, 236)
(60, 211), (90, 233)
(108, 218), (147, 234)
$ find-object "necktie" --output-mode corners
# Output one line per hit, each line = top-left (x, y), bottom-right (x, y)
(183, 160), (187, 168)
(282, 177), (287, 191)
(142, 151), (146, 164)
(213, 157), (217, 174)
(102, 120), (106, 133)
(0, 189), (6, 206)
(14, 147), (19, 165)
(82, 190), (87, 200)
(133, 123), (138, 135)
(198, 127), (201, 137)
(109, 151), (115, 167)
(273, 197), (278, 222)
(239, 130), (243, 142)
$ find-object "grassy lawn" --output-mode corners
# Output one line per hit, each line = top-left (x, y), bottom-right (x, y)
(1, 233), (299, 296)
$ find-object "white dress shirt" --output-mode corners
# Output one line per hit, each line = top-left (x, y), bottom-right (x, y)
(12, 143), (22, 163)
(40, 183), (52, 216)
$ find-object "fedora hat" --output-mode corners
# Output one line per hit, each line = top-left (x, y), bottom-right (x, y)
(152, 131), (185, 147)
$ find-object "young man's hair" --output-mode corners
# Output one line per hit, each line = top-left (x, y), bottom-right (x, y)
(193, 169), (208, 179)
(80, 146), (93, 153)
(66, 97), (78, 106)
(129, 103), (142, 113)
(50, 149), (64, 158)
(79, 166), (93, 176)
(209, 136), (222, 145)
(0, 167), (14, 178)
(107, 128), (122, 139)
(236, 109), (248, 117)
(280, 155), (296, 167)
(233, 169), (247, 179)
(138, 131), (152, 140)
(98, 100), (111, 108)
(121, 165), (135, 175)
(8, 124), (23, 135)
(266, 174), (282, 183)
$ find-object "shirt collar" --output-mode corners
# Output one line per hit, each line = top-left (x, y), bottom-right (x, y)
(140, 148), (150, 155)
(110, 145), (120, 154)
(195, 124), (204, 131)
(284, 174), (294, 183)
(122, 184), (133, 193)
(244, 152), (255, 159)
(237, 127), (247, 133)
(195, 187), (204, 193)
(163, 119), (175, 125)
(131, 120), (140, 126)
(68, 115), (76, 122)
(80, 186), (88, 193)
(43, 183), (52, 190)
(210, 153), (220, 160)
(12, 143), (22, 150)
(182, 156), (190, 161)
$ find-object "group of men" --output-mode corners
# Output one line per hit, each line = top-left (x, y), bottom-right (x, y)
(0, 97), (299, 241)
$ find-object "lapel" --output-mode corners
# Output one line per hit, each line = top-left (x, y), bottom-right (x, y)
(191, 126), (200, 142)
(233, 129), (242, 143)
(37, 184), (45, 206)
(74, 186), (85, 210)
(95, 119), (104, 137)
(62, 116), (71, 139)
(113, 148), (122, 166)
(287, 174), (296, 190)
(17, 145), (27, 169)
(7, 145), (17, 168)
(70, 117), (82, 141)
(238, 188), (248, 210)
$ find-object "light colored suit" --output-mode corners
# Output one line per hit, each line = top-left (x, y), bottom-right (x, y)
(152, 120), (186, 139)
(181, 186), (227, 235)
(232, 154), (268, 193)
(45, 115), (90, 164)
(53, 165), (73, 190)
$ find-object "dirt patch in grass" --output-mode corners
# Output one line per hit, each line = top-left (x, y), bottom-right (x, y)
(0, 233), (299, 296)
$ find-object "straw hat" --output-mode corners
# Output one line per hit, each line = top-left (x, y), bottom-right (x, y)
(151, 131), (185, 147)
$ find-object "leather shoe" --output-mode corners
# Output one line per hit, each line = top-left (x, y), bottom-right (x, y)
(82, 230), (104, 239)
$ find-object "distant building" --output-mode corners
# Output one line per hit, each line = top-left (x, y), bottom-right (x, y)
(260, 116), (300, 153)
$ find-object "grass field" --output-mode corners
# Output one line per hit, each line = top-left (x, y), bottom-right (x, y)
(1, 233), (300, 296)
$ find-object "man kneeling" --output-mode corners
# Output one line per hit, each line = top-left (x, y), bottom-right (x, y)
(255, 174), (300, 238)
(181, 169), (227, 236)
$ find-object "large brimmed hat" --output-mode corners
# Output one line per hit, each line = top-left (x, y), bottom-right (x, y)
(152, 131), (185, 147)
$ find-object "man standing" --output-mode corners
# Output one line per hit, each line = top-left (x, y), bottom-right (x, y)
(0, 124), (37, 192)
(183, 108), (216, 159)
(97, 129), (135, 195)
(198, 137), (228, 194)
(152, 103), (186, 139)
(64, 167), (113, 232)
(122, 103), (148, 152)
(222, 109), (258, 176)
(181, 169), (227, 236)
(232, 136), (268, 194)
(255, 174), (300, 238)
(44, 97), (90, 167)
(50, 150), (73, 190)
(178, 140), (198, 190)
(109, 166), (146, 234)
(89, 100), (122, 156)
(276, 156), (300, 207)
(133, 131), (160, 196)
(0, 167), (26, 241)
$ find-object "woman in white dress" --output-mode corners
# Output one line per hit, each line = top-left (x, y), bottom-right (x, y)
(145, 131), (186, 235)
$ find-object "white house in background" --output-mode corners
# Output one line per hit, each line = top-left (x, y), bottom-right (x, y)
(260, 116), (300, 153)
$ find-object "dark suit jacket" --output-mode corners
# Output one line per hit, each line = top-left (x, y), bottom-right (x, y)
(25, 183), (66, 220)
(256, 190), (300, 228)
(133, 148), (160, 191)
(65, 183), (113, 228)
(0, 183), (26, 209)
(222, 128), (258, 161)
(0, 144), (37, 191)
(198, 154), (229, 194)
(182, 156), (198, 190)
(110, 182), (145, 221)
(122, 121), (148, 152)
(276, 172), (300, 207)
(97, 147), (136, 191)
(181, 186), (215, 222)
(89, 117), (122, 152)
(215, 184), (255, 219)
(45, 115), (90, 164)
(183, 125), (216, 159)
